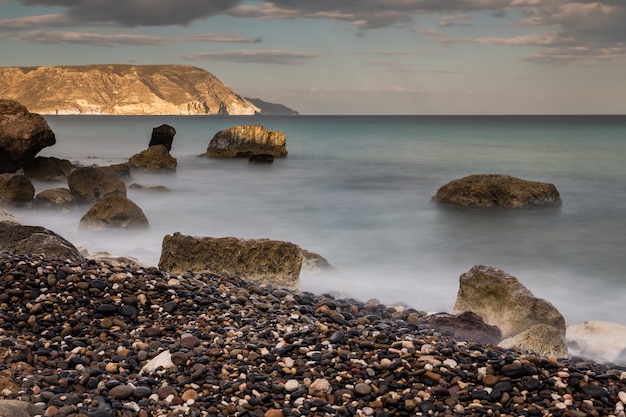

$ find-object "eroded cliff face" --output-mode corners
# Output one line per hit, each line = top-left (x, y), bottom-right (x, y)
(0, 65), (260, 115)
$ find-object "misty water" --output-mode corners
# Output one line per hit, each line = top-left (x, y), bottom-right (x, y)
(13, 115), (626, 327)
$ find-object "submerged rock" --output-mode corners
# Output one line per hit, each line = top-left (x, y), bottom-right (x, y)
(68, 166), (126, 203)
(128, 144), (177, 172)
(203, 125), (287, 158)
(567, 320), (626, 364)
(33, 187), (76, 211)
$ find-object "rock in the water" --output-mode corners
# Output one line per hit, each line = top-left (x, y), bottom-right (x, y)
(149, 124), (176, 151)
(158, 233), (303, 289)
(0, 174), (35, 207)
(499, 324), (567, 358)
(79, 194), (149, 230)
(22, 156), (72, 181)
(433, 174), (562, 208)
(99, 162), (131, 179)
(129, 183), (171, 192)
(422, 311), (502, 345)
(128, 145), (177, 172)
(566, 321), (626, 364)
(33, 188), (76, 211)
(68, 166), (126, 203)
(0, 99), (56, 174)
(0, 221), (84, 260)
(451, 265), (565, 338)
(203, 125), (287, 158)
(248, 153), (274, 163)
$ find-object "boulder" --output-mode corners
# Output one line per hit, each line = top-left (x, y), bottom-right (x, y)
(79, 194), (149, 231)
(22, 156), (73, 181)
(422, 311), (502, 345)
(149, 124), (176, 151)
(0, 99), (56, 174)
(249, 153), (274, 163)
(301, 249), (334, 274)
(0, 221), (84, 260)
(67, 166), (126, 204)
(566, 321), (626, 364)
(451, 265), (565, 338)
(128, 145), (177, 172)
(99, 162), (132, 179)
(0, 400), (45, 417)
(158, 233), (303, 289)
(433, 174), (561, 208)
(33, 188), (77, 211)
(499, 324), (567, 359)
(203, 125), (287, 158)
(0, 174), (35, 207)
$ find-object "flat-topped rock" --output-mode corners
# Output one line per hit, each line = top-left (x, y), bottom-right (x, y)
(203, 125), (287, 158)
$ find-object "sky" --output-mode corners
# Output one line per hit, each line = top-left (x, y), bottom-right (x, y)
(0, 0), (625, 115)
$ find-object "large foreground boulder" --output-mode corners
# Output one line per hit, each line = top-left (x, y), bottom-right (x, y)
(499, 324), (568, 358)
(451, 265), (566, 338)
(149, 124), (176, 151)
(0, 174), (35, 207)
(22, 156), (73, 181)
(159, 233), (303, 289)
(567, 321), (626, 364)
(128, 145), (177, 172)
(67, 166), (126, 203)
(433, 174), (562, 208)
(203, 125), (288, 158)
(79, 194), (149, 230)
(0, 100), (56, 174)
(0, 221), (84, 260)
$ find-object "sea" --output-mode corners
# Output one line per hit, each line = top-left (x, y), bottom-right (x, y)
(11, 114), (626, 328)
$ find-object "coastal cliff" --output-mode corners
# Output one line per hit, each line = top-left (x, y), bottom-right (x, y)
(0, 65), (293, 116)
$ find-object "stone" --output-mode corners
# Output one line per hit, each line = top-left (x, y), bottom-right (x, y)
(499, 324), (567, 358)
(451, 265), (565, 338)
(422, 311), (502, 345)
(22, 156), (72, 181)
(79, 194), (150, 230)
(566, 320), (626, 364)
(432, 174), (562, 208)
(149, 124), (176, 151)
(0, 174), (35, 207)
(308, 378), (332, 397)
(33, 188), (76, 211)
(99, 162), (131, 179)
(67, 166), (126, 204)
(140, 350), (176, 375)
(0, 400), (45, 417)
(108, 384), (134, 400)
(301, 250), (335, 274)
(203, 125), (288, 158)
(158, 233), (303, 289)
(0, 99), (56, 173)
(0, 221), (84, 260)
(129, 183), (171, 192)
(248, 153), (274, 163)
(0, 210), (20, 223)
(128, 145), (177, 172)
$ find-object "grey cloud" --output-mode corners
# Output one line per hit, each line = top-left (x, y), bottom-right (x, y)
(181, 50), (321, 65)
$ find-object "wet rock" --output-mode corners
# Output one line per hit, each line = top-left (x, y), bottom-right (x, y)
(149, 124), (176, 151)
(79, 194), (149, 230)
(566, 320), (626, 365)
(67, 166), (126, 204)
(128, 145), (177, 172)
(33, 187), (76, 211)
(203, 125), (287, 158)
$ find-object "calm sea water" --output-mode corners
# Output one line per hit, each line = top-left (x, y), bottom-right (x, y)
(14, 115), (626, 326)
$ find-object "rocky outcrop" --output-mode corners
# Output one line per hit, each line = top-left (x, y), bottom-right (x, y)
(128, 145), (177, 172)
(0, 99), (56, 173)
(451, 265), (566, 339)
(0, 221), (83, 260)
(67, 166), (126, 203)
(158, 233), (303, 289)
(245, 98), (299, 115)
(422, 311), (502, 345)
(566, 321), (626, 364)
(33, 188), (76, 212)
(79, 194), (149, 231)
(433, 174), (562, 208)
(0, 174), (35, 207)
(0, 65), (260, 115)
(203, 125), (288, 158)
(149, 124), (176, 151)
(22, 156), (73, 181)
(301, 250), (334, 274)
(499, 324), (568, 358)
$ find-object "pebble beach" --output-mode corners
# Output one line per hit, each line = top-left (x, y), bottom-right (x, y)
(2, 252), (626, 417)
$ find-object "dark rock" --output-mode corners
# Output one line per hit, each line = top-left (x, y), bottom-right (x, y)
(0, 221), (84, 260)
(99, 163), (131, 179)
(248, 153), (274, 163)
(67, 166), (126, 204)
(22, 156), (72, 181)
(33, 188), (76, 211)
(79, 194), (149, 231)
(422, 311), (502, 345)
(203, 125), (287, 158)
(128, 145), (177, 172)
(581, 384), (609, 398)
(0, 174), (35, 207)
(149, 124), (176, 151)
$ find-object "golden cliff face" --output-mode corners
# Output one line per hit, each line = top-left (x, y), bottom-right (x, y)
(0, 65), (260, 115)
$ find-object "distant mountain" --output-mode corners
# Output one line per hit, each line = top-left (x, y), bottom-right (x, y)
(245, 98), (299, 115)
(0, 65), (297, 116)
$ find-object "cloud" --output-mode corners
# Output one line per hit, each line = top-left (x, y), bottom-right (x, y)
(180, 49), (322, 65)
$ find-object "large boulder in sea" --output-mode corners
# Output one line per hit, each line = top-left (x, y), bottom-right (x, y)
(433, 174), (562, 208)
(499, 323), (568, 358)
(67, 166), (126, 204)
(158, 233), (303, 289)
(566, 321), (626, 364)
(0, 174), (35, 208)
(79, 194), (149, 231)
(33, 188), (76, 212)
(128, 145), (177, 172)
(22, 156), (73, 181)
(149, 124), (176, 151)
(0, 221), (84, 260)
(451, 265), (566, 339)
(0, 99), (56, 174)
(203, 125), (288, 158)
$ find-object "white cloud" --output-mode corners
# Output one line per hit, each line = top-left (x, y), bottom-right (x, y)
(180, 50), (322, 65)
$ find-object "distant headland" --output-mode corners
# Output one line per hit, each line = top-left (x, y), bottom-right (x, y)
(0, 64), (298, 116)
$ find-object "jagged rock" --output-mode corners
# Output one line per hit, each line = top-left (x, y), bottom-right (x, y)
(422, 311), (502, 345)
(0, 99), (56, 173)
(128, 145), (177, 172)
(0, 221), (83, 260)
(203, 125), (288, 158)
(0, 174), (35, 207)
(451, 265), (565, 338)
(301, 249), (334, 274)
(0, 400), (45, 417)
(33, 188), (76, 211)
(158, 233), (303, 289)
(433, 174), (562, 208)
(79, 194), (149, 231)
(149, 124), (176, 151)
(566, 321), (626, 364)
(499, 324), (567, 358)
(22, 156), (72, 181)
(67, 166), (126, 204)
(129, 183), (171, 192)
(99, 162), (131, 179)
